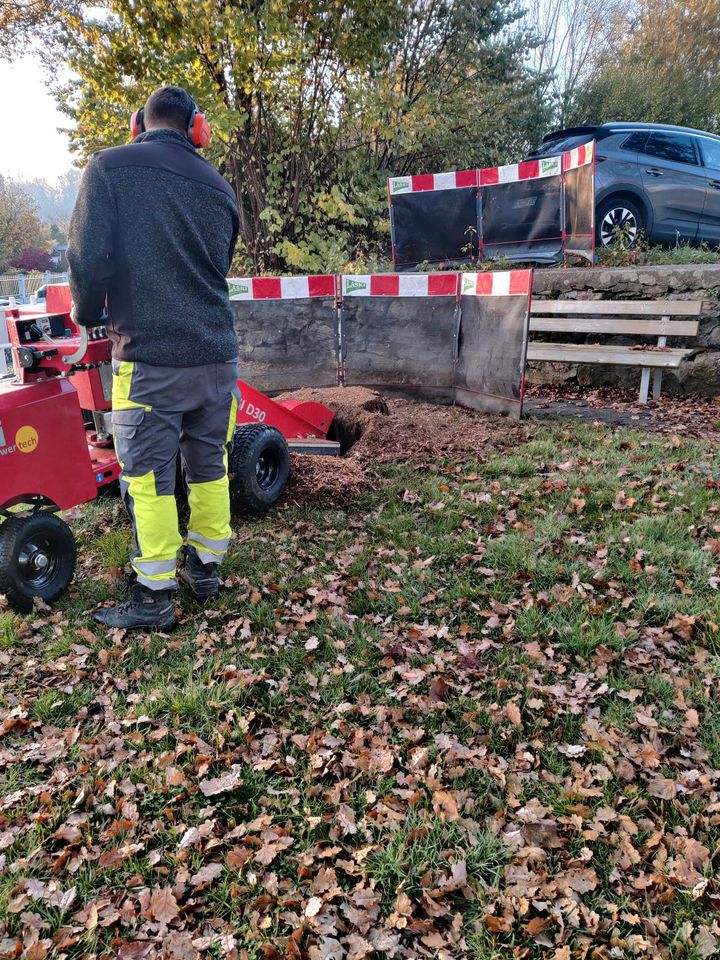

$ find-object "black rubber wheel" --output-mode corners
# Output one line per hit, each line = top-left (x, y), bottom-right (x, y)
(596, 197), (645, 248)
(228, 424), (290, 514)
(0, 514), (77, 612)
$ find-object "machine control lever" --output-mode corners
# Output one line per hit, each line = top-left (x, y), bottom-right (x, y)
(61, 326), (89, 365)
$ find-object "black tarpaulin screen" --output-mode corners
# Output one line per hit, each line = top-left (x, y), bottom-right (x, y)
(339, 272), (458, 399)
(453, 270), (533, 418)
(563, 141), (595, 262)
(229, 276), (338, 392)
(479, 158), (563, 263)
(388, 170), (479, 268)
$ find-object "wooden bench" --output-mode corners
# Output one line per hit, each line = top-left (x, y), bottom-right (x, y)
(527, 300), (702, 403)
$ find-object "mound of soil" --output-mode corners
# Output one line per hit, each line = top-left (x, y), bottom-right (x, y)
(276, 387), (529, 509)
(350, 397), (525, 464)
(277, 387), (389, 453)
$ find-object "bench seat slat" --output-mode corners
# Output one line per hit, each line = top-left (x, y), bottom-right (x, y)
(529, 317), (699, 336)
(526, 343), (692, 367)
(530, 300), (703, 316)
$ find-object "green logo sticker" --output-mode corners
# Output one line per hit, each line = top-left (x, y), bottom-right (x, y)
(228, 283), (249, 296)
(540, 157), (560, 176)
(345, 278), (368, 293)
(463, 276), (475, 292)
(391, 179), (411, 194)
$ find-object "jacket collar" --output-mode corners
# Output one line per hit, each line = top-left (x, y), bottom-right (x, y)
(133, 128), (195, 151)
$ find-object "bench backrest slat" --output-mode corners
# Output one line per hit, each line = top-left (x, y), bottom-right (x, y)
(531, 299), (703, 316)
(530, 317), (699, 336)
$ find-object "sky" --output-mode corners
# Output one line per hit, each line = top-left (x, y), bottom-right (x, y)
(1, 55), (75, 183)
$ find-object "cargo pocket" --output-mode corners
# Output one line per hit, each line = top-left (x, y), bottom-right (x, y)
(112, 407), (145, 439)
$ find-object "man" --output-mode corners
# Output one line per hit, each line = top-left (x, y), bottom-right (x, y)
(67, 85), (240, 631)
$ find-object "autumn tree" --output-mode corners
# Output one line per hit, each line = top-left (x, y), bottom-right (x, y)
(516, 0), (623, 128)
(43, 0), (544, 272)
(0, 179), (51, 272)
(9, 247), (55, 272)
(0, 0), (80, 54)
(16, 170), (82, 224)
(571, 0), (720, 132)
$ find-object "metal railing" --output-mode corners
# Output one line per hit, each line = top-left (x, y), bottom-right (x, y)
(0, 271), (68, 302)
(0, 310), (10, 377)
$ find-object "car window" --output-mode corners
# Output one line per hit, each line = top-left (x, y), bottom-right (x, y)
(620, 132), (648, 153)
(528, 135), (593, 159)
(643, 132), (698, 165)
(699, 137), (720, 170)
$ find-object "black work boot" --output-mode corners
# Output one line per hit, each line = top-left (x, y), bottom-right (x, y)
(178, 546), (221, 599)
(94, 583), (176, 631)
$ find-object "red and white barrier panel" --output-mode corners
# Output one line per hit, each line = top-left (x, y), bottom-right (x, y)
(479, 155), (562, 186)
(388, 140), (592, 197)
(341, 273), (458, 298)
(563, 139), (594, 171)
(388, 169), (478, 196)
(460, 270), (533, 297)
(228, 275), (335, 300)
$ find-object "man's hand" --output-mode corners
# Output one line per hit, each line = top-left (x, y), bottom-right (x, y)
(70, 302), (106, 330)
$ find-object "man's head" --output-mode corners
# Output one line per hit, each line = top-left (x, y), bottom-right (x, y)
(143, 86), (196, 137)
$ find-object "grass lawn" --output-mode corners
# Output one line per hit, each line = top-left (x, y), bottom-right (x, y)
(1, 415), (719, 959)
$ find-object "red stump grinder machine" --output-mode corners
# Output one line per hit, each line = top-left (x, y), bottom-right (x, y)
(0, 285), (338, 611)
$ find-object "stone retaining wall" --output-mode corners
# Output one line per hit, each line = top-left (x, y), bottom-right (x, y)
(529, 264), (720, 395)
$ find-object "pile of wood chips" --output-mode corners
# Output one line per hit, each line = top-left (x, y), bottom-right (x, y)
(278, 387), (529, 508)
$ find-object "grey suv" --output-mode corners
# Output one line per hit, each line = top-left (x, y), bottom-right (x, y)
(527, 123), (720, 248)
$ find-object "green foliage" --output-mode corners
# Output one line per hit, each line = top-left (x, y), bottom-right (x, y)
(45, 0), (545, 272)
(571, 0), (720, 133)
(599, 238), (720, 267)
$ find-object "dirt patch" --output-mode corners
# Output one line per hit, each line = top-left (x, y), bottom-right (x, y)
(349, 397), (525, 464)
(526, 383), (720, 441)
(277, 387), (530, 508)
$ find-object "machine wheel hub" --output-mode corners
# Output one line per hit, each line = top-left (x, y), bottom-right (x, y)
(256, 453), (279, 489)
(18, 538), (57, 587)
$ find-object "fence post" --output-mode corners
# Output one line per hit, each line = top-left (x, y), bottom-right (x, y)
(0, 308), (8, 376)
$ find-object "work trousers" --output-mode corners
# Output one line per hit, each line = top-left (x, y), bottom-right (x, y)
(111, 358), (239, 590)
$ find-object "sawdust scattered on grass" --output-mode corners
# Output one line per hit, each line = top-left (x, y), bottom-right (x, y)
(283, 454), (370, 508)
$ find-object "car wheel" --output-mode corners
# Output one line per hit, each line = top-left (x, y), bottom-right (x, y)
(596, 198), (645, 248)
(0, 514), (77, 612)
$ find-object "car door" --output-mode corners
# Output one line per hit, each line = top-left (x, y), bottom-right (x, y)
(639, 131), (705, 242)
(697, 136), (720, 245)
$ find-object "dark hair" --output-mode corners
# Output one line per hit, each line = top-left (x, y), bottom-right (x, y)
(144, 85), (196, 133)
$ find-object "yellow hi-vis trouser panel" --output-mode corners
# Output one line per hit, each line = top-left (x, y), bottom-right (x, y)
(186, 388), (238, 565)
(123, 471), (182, 587)
(111, 359), (240, 590)
(111, 360), (152, 411)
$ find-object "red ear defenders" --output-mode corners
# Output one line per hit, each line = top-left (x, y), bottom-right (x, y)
(130, 101), (212, 149)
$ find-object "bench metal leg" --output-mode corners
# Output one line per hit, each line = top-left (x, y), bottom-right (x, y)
(639, 367), (651, 404)
(652, 336), (666, 401)
(652, 369), (663, 400)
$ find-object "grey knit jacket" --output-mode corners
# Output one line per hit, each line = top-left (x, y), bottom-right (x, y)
(67, 129), (239, 367)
